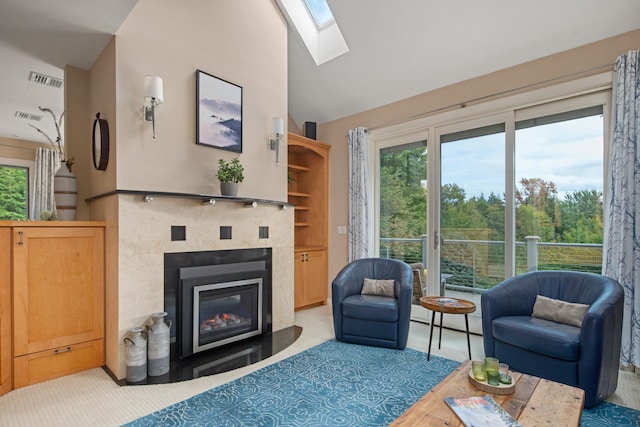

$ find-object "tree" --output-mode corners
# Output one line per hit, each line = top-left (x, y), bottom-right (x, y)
(0, 166), (27, 220)
(558, 190), (603, 243)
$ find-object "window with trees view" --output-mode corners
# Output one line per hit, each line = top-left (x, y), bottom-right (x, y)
(0, 165), (29, 220)
(379, 142), (427, 263)
(378, 98), (605, 295)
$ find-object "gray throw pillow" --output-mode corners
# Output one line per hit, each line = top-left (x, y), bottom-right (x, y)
(532, 295), (589, 327)
(361, 278), (395, 297)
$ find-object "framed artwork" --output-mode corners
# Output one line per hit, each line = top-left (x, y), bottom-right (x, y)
(196, 69), (243, 152)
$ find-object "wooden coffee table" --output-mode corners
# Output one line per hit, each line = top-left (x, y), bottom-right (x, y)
(390, 360), (585, 426)
(420, 296), (476, 361)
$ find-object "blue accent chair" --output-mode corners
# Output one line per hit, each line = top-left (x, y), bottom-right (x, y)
(332, 258), (413, 350)
(481, 270), (624, 408)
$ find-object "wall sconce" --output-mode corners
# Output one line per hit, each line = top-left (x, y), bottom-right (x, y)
(144, 75), (163, 139)
(269, 117), (284, 163)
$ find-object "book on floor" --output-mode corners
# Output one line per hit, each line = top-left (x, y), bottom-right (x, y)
(444, 395), (523, 427)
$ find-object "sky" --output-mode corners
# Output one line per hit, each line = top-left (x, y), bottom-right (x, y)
(440, 115), (604, 200)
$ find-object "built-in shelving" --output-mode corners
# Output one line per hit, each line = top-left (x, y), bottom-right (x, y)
(288, 191), (310, 198)
(288, 133), (331, 310)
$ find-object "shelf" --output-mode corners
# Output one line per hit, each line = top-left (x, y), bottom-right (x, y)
(295, 206), (311, 211)
(86, 189), (293, 209)
(288, 191), (310, 198)
(295, 223), (311, 227)
(288, 164), (310, 172)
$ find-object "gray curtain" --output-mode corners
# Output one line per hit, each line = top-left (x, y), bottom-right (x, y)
(30, 147), (60, 220)
(603, 49), (640, 371)
(348, 127), (370, 261)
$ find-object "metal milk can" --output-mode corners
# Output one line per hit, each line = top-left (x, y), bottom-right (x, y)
(147, 312), (171, 376)
(124, 327), (147, 382)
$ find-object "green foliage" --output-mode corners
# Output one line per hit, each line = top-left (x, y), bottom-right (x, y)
(217, 157), (244, 183)
(0, 166), (27, 220)
(379, 146), (426, 241)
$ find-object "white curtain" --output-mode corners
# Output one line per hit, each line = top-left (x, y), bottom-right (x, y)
(30, 147), (60, 220)
(604, 49), (640, 371)
(348, 126), (370, 261)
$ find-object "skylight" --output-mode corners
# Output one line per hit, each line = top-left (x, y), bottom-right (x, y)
(303, 0), (334, 29)
(277, 0), (349, 65)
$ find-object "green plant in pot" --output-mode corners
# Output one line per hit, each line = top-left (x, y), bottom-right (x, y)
(217, 157), (244, 197)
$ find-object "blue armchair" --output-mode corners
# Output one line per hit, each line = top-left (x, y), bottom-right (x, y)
(332, 258), (413, 349)
(481, 270), (624, 408)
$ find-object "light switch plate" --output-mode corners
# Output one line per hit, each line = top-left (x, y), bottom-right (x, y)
(337, 226), (347, 235)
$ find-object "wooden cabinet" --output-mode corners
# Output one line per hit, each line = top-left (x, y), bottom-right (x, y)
(294, 250), (328, 309)
(0, 222), (105, 393)
(288, 134), (330, 310)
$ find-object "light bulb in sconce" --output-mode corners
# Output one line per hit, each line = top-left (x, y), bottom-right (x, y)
(269, 117), (284, 163)
(144, 75), (164, 139)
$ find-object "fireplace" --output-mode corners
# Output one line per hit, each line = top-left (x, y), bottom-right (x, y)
(165, 248), (273, 360)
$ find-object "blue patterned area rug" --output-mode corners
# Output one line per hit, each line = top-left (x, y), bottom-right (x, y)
(581, 401), (640, 426)
(125, 340), (640, 426)
(125, 340), (457, 426)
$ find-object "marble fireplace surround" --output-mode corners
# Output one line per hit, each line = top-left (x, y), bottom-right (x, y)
(95, 193), (295, 380)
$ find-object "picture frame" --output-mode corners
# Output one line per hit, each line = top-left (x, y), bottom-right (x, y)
(196, 69), (243, 152)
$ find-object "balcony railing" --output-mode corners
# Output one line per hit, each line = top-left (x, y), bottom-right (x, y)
(380, 235), (603, 293)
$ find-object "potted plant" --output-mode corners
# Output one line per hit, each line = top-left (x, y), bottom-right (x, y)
(217, 157), (244, 196)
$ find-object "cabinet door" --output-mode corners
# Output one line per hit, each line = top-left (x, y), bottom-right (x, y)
(12, 227), (104, 356)
(294, 250), (328, 309)
(303, 250), (327, 305)
(0, 228), (12, 396)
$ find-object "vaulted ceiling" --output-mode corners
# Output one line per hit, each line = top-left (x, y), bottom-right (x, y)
(1, 0), (639, 144)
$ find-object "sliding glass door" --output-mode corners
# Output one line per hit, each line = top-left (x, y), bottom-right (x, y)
(439, 123), (506, 297)
(375, 92), (608, 331)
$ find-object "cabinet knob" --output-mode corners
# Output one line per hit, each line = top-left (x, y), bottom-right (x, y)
(17, 231), (23, 246)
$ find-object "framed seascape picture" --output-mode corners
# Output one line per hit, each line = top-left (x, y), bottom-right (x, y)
(196, 69), (243, 152)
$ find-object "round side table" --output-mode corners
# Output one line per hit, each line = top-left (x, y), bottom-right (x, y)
(419, 296), (476, 361)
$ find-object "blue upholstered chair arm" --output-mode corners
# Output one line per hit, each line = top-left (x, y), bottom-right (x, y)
(578, 281), (624, 406)
(481, 275), (537, 356)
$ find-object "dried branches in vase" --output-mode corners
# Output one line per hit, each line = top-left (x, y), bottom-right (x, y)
(29, 106), (74, 171)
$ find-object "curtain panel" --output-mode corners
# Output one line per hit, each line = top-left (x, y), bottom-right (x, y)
(604, 49), (640, 371)
(348, 127), (370, 261)
(30, 147), (60, 220)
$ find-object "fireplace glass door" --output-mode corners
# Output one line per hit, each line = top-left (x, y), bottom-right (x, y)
(192, 278), (262, 355)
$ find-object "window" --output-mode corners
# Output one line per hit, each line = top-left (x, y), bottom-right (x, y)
(276, 0), (349, 65)
(302, 0), (334, 29)
(373, 76), (610, 297)
(514, 106), (604, 274)
(379, 141), (427, 263)
(0, 164), (29, 220)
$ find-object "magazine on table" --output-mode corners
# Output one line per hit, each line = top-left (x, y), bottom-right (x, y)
(435, 297), (465, 307)
(444, 395), (522, 427)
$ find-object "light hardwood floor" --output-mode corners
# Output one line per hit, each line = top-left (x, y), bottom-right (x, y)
(0, 304), (637, 426)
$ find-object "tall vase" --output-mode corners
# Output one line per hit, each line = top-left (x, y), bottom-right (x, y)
(53, 162), (77, 220)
